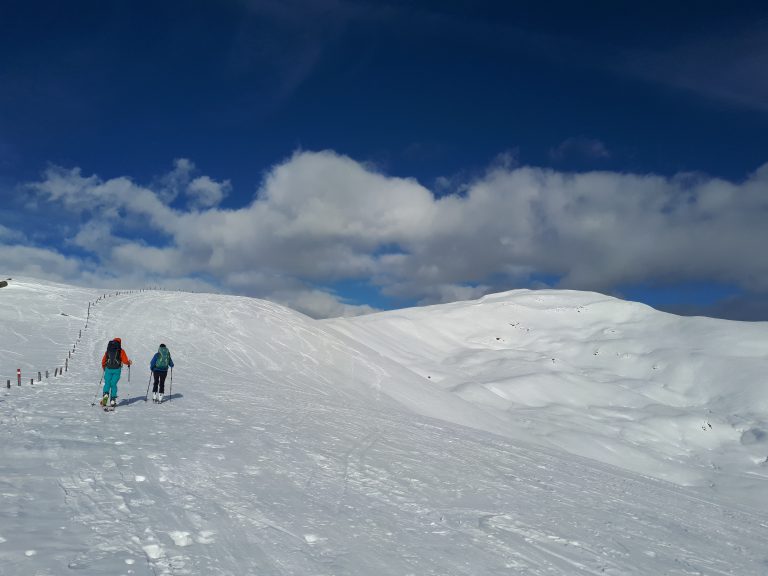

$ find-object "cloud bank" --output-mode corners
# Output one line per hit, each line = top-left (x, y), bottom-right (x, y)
(3, 150), (767, 318)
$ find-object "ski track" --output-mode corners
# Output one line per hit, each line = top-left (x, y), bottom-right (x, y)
(1, 286), (768, 574)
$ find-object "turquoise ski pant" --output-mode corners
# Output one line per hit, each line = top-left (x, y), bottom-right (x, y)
(102, 367), (122, 399)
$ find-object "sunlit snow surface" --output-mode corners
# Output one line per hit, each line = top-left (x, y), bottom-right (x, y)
(326, 290), (768, 510)
(1, 277), (767, 575)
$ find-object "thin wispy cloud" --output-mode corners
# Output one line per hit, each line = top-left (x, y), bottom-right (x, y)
(624, 21), (768, 112)
(550, 137), (611, 162)
(228, 0), (382, 108)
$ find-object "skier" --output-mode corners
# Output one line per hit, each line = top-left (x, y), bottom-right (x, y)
(100, 337), (132, 408)
(149, 343), (174, 403)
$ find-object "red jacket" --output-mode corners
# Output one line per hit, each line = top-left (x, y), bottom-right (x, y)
(101, 339), (132, 370)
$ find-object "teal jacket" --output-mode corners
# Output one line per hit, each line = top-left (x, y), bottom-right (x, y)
(150, 350), (174, 372)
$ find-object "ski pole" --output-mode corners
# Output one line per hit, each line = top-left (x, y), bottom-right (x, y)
(145, 372), (152, 402)
(91, 369), (105, 406)
(128, 364), (131, 383)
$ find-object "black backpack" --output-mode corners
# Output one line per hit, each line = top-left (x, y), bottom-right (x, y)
(105, 340), (122, 369)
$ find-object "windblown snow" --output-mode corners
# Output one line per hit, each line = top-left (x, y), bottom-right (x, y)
(1, 277), (767, 575)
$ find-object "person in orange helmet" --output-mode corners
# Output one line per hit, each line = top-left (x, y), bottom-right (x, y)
(100, 337), (132, 408)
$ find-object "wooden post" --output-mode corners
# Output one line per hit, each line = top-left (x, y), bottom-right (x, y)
(65, 358), (69, 372)
(37, 371), (41, 382)
(6, 379), (9, 389)
(17, 368), (20, 386)
(30, 378), (33, 385)
(46, 370), (49, 379)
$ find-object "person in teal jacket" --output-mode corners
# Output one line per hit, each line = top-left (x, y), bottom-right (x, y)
(150, 343), (174, 402)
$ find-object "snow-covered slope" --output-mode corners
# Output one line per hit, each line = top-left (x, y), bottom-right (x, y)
(326, 289), (768, 512)
(1, 278), (768, 575)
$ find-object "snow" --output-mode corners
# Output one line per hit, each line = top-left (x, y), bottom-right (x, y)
(325, 290), (768, 510)
(1, 277), (768, 575)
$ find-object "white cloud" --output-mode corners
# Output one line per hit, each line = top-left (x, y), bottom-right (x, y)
(111, 243), (187, 275)
(271, 288), (378, 319)
(21, 151), (768, 317)
(31, 165), (175, 228)
(72, 221), (115, 253)
(0, 244), (82, 279)
(416, 283), (492, 307)
(186, 175), (231, 209)
(155, 158), (195, 202)
(0, 224), (25, 243)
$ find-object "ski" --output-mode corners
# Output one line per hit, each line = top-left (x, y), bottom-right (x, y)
(100, 395), (117, 411)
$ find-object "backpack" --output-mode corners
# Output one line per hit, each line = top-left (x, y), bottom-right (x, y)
(105, 340), (122, 369)
(155, 347), (170, 370)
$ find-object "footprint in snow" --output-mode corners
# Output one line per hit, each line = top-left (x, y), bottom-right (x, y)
(142, 543), (164, 560)
(169, 531), (193, 547)
(195, 530), (216, 544)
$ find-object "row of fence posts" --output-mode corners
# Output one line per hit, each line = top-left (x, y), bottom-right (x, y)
(4, 288), (156, 390)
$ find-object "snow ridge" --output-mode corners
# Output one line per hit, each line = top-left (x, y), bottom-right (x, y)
(1, 278), (767, 574)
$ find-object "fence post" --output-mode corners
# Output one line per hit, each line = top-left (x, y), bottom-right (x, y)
(30, 378), (33, 385)
(37, 371), (41, 382)
(6, 379), (9, 389)
(17, 368), (20, 386)
(65, 358), (69, 372)
(46, 370), (49, 379)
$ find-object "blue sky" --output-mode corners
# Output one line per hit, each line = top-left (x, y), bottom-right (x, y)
(1, 0), (767, 319)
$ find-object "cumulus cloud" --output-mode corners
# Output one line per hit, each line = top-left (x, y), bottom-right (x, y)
(19, 150), (768, 318)
(186, 175), (231, 209)
(72, 221), (116, 253)
(0, 244), (82, 280)
(151, 158), (231, 209)
(30, 165), (175, 227)
(272, 288), (378, 319)
(155, 158), (195, 202)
